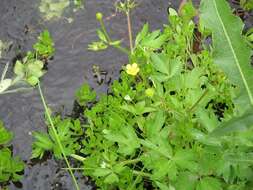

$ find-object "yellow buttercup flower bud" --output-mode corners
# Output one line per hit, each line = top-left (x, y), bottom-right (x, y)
(126, 63), (140, 76)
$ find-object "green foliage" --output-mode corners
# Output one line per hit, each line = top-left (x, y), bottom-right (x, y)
(32, 1), (253, 190)
(14, 55), (46, 86)
(0, 121), (24, 184)
(240, 0), (253, 11)
(115, 0), (137, 13)
(0, 30), (55, 94)
(74, 4), (253, 189)
(75, 84), (96, 106)
(200, 0), (253, 137)
(33, 30), (55, 58)
(200, 0), (253, 112)
(32, 116), (84, 159)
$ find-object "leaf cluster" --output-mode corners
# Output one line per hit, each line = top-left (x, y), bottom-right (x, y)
(74, 3), (253, 189)
(0, 121), (24, 185)
(31, 1), (253, 190)
(32, 116), (84, 159)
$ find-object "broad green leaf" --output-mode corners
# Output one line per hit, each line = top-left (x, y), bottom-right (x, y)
(103, 125), (140, 156)
(173, 149), (198, 172)
(173, 171), (198, 190)
(151, 53), (170, 75)
(151, 53), (183, 82)
(200, 0), (253, 109)
(196, 177), (222, 190)
(145, 111), (165, 139)
(104, 173), (119, 184)
(140, 30), (167, 49)
(120, 101), (156, 115)
(93, 168), (112, 177)
(211, 109), (253, 136)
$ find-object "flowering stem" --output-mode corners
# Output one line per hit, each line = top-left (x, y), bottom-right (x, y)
(126, 11), (133, 54)
(38, 82), (80, 190)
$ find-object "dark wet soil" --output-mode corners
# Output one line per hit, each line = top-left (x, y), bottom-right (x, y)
(0, 0), (251, 189)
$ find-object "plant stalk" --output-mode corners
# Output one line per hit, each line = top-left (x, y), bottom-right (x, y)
(38, 82), (80, 190)
(188, 89), (209, 112)
(126, 11), (133, 53)
(132, 170), (151, 178)
(71, 154), (86, 162)
(119, 158), (141, 166)
(100, 20), (111, 42)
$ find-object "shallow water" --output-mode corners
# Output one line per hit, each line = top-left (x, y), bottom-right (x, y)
(4, 0), (245, 189)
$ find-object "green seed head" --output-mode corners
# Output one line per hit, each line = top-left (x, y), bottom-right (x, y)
(96, 12), (103, 21)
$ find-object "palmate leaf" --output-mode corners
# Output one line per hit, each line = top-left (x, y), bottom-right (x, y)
(200, 0), (253, 110)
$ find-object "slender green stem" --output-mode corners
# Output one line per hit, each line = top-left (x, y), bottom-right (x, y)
(132, 170), (151, 178)
(100, 20), (111, 42)
(0, 87), (33, 95)
(38, 82), (80, 190)
(126, 11), (133, 53)
(129, 167), (145, 190)
(70, 154), (86, 162)
(113, 44), (130, 54)
(119, 158), (141, 166)
(62, 167), (84, 171)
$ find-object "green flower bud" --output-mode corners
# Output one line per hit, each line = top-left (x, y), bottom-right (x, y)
(145, 88), (155, 98)
(96, 12), (103, 21)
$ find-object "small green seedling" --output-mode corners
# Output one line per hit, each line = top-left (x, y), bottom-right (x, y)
(33, 30), (55, 58)
(0, 121), (24, 184)
(32, 116), (83, 159)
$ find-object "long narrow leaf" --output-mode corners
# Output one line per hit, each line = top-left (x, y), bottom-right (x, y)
(210, 109), (253, 136)
(200, 0), (253, 109)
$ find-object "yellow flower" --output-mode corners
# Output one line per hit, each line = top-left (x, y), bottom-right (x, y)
(126, 63), (140, 76)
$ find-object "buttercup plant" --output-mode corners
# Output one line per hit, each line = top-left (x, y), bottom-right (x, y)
(33, 1), (253, 189)
(0, 0), (251, 189)
(0, 30), (81, 190)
